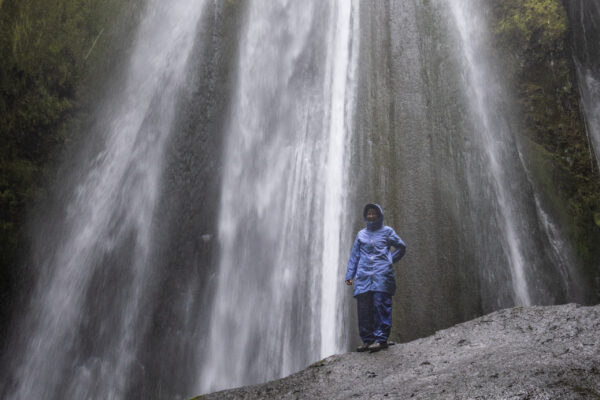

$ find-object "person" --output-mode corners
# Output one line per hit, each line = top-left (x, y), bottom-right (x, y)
(345, 203), (406, 352)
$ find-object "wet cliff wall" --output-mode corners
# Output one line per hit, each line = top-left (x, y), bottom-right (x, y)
(350, 0), (600, 344)
(492, 0), (600, 297)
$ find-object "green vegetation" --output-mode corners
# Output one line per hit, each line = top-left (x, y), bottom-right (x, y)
(0, 0), (141, 329)
(491, 0), (600, 284)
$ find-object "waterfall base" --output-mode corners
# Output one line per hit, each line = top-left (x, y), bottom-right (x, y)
(197, 303), (600, 399)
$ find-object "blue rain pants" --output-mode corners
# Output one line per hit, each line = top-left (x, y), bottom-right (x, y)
(356, 291), (392, 344)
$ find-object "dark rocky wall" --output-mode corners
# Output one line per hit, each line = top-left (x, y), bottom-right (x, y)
(349, 0), (600, 346)
(351, 0), (482, 344)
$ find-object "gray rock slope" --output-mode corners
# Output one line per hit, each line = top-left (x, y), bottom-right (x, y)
(198, 304), (600, 399)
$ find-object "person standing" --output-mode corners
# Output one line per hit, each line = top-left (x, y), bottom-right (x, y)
(345, 203), (406, 352)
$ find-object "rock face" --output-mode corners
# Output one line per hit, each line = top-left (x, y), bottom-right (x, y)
(198, 304), (600, 399)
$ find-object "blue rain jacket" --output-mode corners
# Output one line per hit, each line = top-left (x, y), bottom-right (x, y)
(345, 204), (406, 297)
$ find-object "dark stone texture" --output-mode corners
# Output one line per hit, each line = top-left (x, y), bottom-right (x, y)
(199, 304), (600, 399)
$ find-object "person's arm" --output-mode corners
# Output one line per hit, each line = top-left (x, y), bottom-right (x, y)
(389, 229), (406, 263)
(345, 236), (360, 285)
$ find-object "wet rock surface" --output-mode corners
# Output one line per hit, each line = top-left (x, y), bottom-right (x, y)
(199, 304), (600, 399)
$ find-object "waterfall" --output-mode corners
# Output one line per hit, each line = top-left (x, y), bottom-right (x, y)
(2, 0), (206, 398)
(443, 0), (589, 310)
(576, 63), (600, 171)
(445, 0), (533, 306)
(568, 0), (600, 171)
(567, 0), (600, 304)
(2, 1), (597, 398)
(197, 0), (359, 393)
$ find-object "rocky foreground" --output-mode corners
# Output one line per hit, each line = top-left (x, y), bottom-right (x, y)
(197, 304), (600, 399)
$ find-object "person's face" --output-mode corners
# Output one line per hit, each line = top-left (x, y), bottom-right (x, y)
(366, 208), (379, 222)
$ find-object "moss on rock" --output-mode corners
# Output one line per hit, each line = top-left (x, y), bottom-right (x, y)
(491, 0), (600, 286)
(0, 0), (143, 332)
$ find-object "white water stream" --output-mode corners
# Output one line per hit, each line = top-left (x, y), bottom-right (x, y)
(576, 63), (600, 171)
(3, 1), (596, 398)
(5, 1), (206, 398)
(197, 0), (359, 393)
(572, 0), (600, 171)
(446, 0), (532, 306)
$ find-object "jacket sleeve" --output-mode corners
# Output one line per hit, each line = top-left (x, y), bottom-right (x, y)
(388, 229), (406, 263)
(345, 235), (361, 280)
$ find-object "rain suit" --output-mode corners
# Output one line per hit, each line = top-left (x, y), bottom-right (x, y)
(345, 203), (406, 344)
(345, 204), (406, 297)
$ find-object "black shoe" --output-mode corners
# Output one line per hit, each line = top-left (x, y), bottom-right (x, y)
(368, 342), (388, 353)
(356, 342), (372, 352)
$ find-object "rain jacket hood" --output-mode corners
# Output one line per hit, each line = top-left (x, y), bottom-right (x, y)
(346, 203), (406, 296)
(363, 203), (384, 231)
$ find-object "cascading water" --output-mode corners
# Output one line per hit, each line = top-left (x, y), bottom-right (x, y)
(1, 1), (597, 398)
(567, 0), (600, 170)
(445, 0), (534, 307)
(442, 0), (593, 311)
(576, 63), (600, 170)
(566, 0), (600, 304)
(2, 0), (206, 398)
(197, 0), (359, 393)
